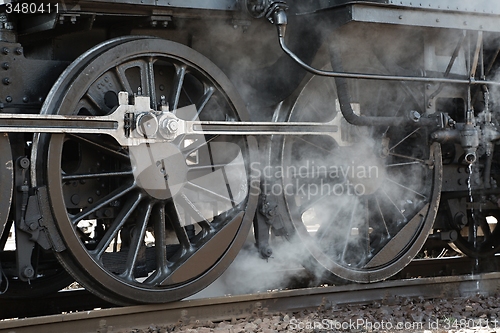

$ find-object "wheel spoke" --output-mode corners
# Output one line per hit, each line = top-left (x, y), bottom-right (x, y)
(341, 199), (359, 264)
(169, 200), (192, 252)
(192, 86), (215, 120)
(385, 177), (427, 199)
(316, 204), (344, 242)
(298, 191), (331, 215)
(67, 134), (130, 161)
(182, 135), (218, 157)
(90, 192), (143, 260)
(144, 204), (169, 285)
(375, 196), (391, 237)
(389, 128), (421, 151)
(83, 93), (103, 115)
(115, 66), (134, 95)
(147, 58), (157, 109)
(177, 193), (213, 236)
(185, 181), (233, 203)
(62, 170), (133, 181)
(388, 152), (426, 164)
(380, 187), (407, 221)
(170, 64), (186, 111)
(386, 161), (421, 168)
(120, 201), (153, 281)
(70, 183), (135, 225)
(293, 136), (337, 154)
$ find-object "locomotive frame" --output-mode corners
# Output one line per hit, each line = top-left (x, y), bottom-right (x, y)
(1, 0), (500, 304)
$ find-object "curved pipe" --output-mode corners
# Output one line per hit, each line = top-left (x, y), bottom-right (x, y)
(272, 10), (437, 127)
(274, 14), (500, 87)
(273, 9), (498, 128)
(329, 42), (424, 127)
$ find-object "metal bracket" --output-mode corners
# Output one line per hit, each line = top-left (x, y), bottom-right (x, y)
(14, 157), (35, 281)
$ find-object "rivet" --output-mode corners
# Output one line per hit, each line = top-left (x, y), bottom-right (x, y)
(71, 194), (80, 205)
(5, 96), (12, 103)
(2, 77), (10, 85)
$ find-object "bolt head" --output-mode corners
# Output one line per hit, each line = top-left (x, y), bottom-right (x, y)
(168, 120), (178, 132)
(23, 266), (34, 279)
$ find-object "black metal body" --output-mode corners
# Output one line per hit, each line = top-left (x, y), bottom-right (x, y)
(1, 0), (500, 303)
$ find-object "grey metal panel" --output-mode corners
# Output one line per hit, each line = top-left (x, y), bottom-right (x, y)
(350, 3), (500, 32)
(61, 0), (157, 6)
(386, 0), (500, 15)
(46, 0), (238, 10)
(303, 1), (500, 16)
(155, 0), (238, 10)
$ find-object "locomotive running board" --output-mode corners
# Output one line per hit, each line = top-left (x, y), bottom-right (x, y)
(0, 94), (339, 146)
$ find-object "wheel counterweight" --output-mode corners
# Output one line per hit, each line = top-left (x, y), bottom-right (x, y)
(34, 38), (257, 304)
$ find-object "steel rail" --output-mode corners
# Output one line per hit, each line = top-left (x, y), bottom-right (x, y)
(1, 272), (499, 333)
(0, 255), (495, 320)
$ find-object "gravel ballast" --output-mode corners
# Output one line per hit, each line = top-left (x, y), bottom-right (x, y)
(118, 294), (500, 333)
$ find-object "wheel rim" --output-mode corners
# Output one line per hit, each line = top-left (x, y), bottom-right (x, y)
(37, 38), (257, 304)
(0, 133), (12, 243)
(279, 70), (442, 283)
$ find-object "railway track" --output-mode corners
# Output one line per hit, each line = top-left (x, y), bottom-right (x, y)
(1, 254), (498, 320)
(1, 271), (499, 333)
(1, 255), (500, 332)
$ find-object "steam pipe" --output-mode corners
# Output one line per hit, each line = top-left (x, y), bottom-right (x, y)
(273, 10), (500, 87)
(273, 9), (436, 127)
(329, 43), (418, 126)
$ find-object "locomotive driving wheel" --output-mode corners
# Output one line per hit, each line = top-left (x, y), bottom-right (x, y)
(34, 38), (257, 304)
(0, 133), (13, 293)
(0, 37), (143, 299)
(275, 67), (442, 283)
(441, 161), (500, 258)
(448, 204), (500, 258)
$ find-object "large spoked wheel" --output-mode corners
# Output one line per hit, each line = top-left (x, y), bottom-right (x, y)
(275, 68), (442, 283)
(35, 38), (257, 304)
(0, 38), (141, 299)
(0, 133), (13, 293)
(443, 183), (500, 259)
(451, 208), (500, 258)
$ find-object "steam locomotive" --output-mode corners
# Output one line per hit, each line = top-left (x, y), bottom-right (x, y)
(0, 0), (499, 305)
